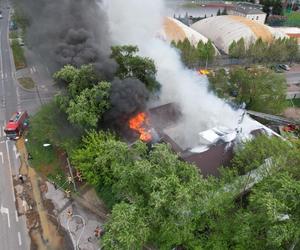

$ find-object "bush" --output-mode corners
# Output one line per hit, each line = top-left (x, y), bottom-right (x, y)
(11, 39), (26, 69)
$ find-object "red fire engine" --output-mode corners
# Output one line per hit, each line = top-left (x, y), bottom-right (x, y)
(4, 111), (29, 140)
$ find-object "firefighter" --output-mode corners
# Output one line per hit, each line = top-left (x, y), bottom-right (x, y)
(76, 171), (82, 182)
(66, 208), (73, 218)
(94, 226), (101, 238)
(65, 189), (71, 198)
(67, 176), (73, 184)
(18, 174), (24, 183)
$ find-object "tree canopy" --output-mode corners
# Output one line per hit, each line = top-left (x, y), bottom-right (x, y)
(66, 82), (111, 128)
(54, 64), (111, 128)
(172, 38), (216, 67)
(209, 66), (287, 114)
(228, 38), (246, 59)
(70, 129), (300, 250)
(228, 37), (299, 63)
(110, 45), (160, 92)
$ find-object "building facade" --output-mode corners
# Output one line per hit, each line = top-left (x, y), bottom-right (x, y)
(228, 4), (267, 24)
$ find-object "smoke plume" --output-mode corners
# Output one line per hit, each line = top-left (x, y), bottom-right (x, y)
(105, 0), (244, 148)
(103, 78), (149, 127)
(17, 0), (116, 77)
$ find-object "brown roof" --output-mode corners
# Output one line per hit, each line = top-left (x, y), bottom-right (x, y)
(149, 103), (234, 177)
(180, 143), (234, 177)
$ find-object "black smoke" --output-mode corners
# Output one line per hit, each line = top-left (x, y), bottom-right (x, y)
(16, 0), (152, 131)
(17, 0), (116, 77)
(103, 78), (149, 128)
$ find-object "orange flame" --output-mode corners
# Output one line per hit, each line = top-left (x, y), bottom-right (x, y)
(129, 112), (152, 142)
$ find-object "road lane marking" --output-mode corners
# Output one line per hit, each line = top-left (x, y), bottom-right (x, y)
(0, 204), (10, 228)
(6, 140), (16, 202)
(15, 210), (18, 222)
(13, 145), (20, 159)
(18, 232), (22, 246)
(0, 152), (3, 164)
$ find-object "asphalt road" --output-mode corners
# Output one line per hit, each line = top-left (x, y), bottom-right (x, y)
(0, 3), (30, 250)
(285, 71), (300, 84)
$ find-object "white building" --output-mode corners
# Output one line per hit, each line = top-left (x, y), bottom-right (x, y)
(228, 5), (267, 24)
(191, 15), (287, 54)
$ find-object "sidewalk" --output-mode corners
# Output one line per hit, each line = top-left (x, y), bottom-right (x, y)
(16, 137), (109, 250)
(45, 183), (108, 250)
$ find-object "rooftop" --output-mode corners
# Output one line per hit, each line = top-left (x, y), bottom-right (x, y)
(148, 103), (273, 177)
(230, 5), (265, 15)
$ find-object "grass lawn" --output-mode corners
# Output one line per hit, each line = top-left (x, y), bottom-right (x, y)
(26, 136), (74, 191)
(18, 77), (35, 89)
(287, 98), (300, 108)
(9, 31), (18, 39)
(11, 39), (26, 69)
(284, 11), (300, 26)
(25, 102), (84, 191)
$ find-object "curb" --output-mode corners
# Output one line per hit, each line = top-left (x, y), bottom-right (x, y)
(16, 77), (37, 93)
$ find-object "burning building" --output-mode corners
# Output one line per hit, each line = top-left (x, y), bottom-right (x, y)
(128, 102), (279, 177)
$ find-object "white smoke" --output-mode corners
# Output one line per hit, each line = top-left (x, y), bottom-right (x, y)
(104, 0), (245, 148)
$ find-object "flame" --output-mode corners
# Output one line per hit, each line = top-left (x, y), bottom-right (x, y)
(129, 112), (152, 142)
(197, 69), (210, 75)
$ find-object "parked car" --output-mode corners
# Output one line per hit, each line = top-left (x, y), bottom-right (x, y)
(270, 64), (284, 73)
(0, 14), (3, 19)
(278, 64), (290, 71)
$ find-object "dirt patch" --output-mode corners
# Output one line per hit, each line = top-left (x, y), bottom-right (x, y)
(16, 138), (73, 250)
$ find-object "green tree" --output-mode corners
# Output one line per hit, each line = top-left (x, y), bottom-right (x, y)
(209, 66), (287, 113)
(71, 131), (133, 187)
(208, 69), (231, 98)
(111, 45), (160, 92)
(229, 38), (246, 58)
(53, 64), (99, 99)
(204, 40), (215, 63)
(180, 38), (198, 67)
(247, 38), (268, 62)
(102, 203), (150, 250)
(231, 134), (291, 174)
(229, 67), (287, 113)
(197, 40), (215, 65)
(108, 143), (208, 249)
(285, 37), (299, 62)
(267, 38), (288, 62)
(53, 64), (111, 127)
(66, 82), (111, 128)
(250, 172), (300, 247)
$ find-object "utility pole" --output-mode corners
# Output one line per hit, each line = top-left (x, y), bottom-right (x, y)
(66, 156), (77, 192)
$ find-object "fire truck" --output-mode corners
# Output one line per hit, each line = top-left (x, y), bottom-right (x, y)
(4, 111), (29, 140)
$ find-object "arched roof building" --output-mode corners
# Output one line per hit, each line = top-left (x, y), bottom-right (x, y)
(191, 15), (287, 54)
(160, 17), (220, 54)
